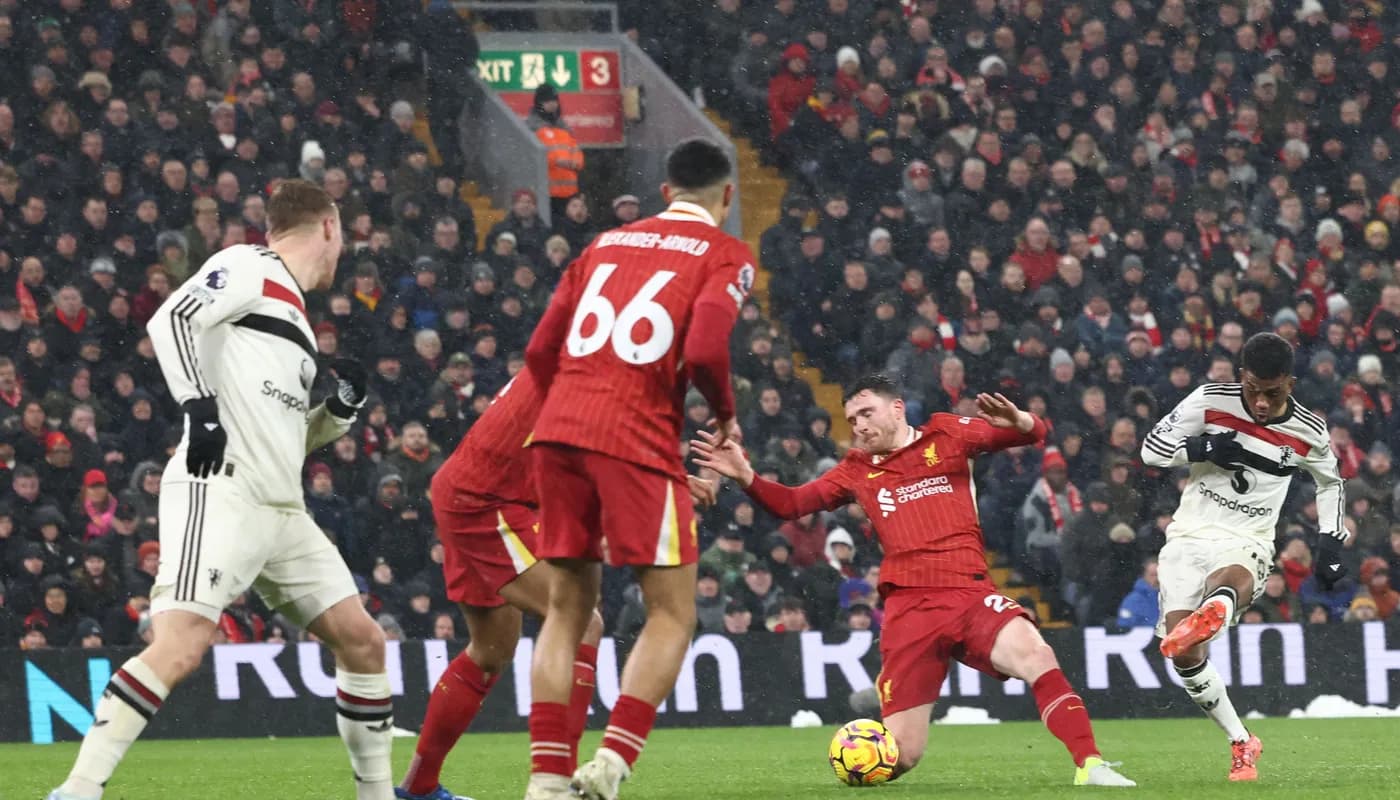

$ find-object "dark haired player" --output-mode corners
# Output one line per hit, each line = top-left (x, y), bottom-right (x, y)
(694, 374), (1135, 788)
(522, 138), (755, 800)
(1142, 332), (1345, 781)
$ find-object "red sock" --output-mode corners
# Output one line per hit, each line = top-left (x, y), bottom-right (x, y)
(567, 643), (600, 769)
(530, 701), (572, 777)
(600, 694), (657, 769)
(1033, 669), (1099, 767)
(403, 651), (497, 795)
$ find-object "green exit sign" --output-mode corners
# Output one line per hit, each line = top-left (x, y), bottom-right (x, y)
(477, 50), (582, 92)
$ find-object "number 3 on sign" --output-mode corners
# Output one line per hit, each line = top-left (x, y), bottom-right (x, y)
(566, 264), (677, 365)
(590, 56), (611, 87)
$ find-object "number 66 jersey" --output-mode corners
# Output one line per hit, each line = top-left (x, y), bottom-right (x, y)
(525, 200), (755, 480)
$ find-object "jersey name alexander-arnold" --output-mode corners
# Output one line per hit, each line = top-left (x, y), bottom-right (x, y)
(593, 230), (712, 256)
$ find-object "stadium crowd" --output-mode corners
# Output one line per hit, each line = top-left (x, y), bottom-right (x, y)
(5, 0), (1400, 652)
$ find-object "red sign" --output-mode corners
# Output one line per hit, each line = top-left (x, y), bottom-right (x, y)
(579, 50), (620, 90)
(499, 92), (625, 147)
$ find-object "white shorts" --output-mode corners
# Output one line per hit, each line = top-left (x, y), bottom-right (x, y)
(1155, 531), (1272, 638)
(150, 479), (357, 627)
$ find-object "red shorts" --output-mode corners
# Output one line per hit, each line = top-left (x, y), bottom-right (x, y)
(875, 587), (1035, 716)
(436, 501), (540, 608)
(531, 444), (698, 567)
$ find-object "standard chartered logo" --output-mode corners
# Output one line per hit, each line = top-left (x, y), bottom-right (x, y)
(877, 488), (896, 517)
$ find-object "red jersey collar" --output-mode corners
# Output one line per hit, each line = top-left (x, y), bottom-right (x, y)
(657, 201), (717, 227)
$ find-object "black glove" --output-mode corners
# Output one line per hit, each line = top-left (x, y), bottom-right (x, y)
(1313, 532), (1350, 591)
(1184, 430), (1245, 467)
(326, 358), (368, 419)
(183, 396), (226, 479)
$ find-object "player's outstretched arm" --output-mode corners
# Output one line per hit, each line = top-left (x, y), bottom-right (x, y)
(959, 392), (1048, 452)
(691, 430), (848, 518)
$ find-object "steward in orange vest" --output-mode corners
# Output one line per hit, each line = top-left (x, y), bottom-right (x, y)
(528, 84), (584, 219)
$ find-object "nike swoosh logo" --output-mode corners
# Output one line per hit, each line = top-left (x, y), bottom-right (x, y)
(867, 471), (886, 479)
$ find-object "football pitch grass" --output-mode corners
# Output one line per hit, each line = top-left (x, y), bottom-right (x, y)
(1, 717), (1393, 799)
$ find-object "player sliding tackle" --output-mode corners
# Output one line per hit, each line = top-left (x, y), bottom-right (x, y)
(1141, 332), (1345, 782)
(394, 369), (716, 800)
(693, 374), (1135, 788)
(50, 181), (390, 800)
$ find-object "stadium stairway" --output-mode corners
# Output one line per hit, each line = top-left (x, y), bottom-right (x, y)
(703, 110), (852, 446)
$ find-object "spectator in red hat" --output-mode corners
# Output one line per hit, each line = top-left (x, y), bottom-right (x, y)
(40, 432), (79, 510)
(1019, 448), (1083, 605)
(768, 43), (814, 141)
(126, 539), (160, 600)
(75, 469), (117, 542)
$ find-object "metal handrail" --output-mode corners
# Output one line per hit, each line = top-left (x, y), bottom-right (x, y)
(451, 1), (620, 33)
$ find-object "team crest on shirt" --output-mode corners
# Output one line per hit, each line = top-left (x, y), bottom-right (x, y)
(923, 441), (940, 466)
(1153, 408), (1180, 436)
(1278, 445), (1295, 469)
(205, 267), (228, 290)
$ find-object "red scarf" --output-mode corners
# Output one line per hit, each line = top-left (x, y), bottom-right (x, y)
(1128, 311), (1163, 349)
(55, 307), (88, 334)
(1041, 478), (1083, 532)
(16, 279), (37, 325)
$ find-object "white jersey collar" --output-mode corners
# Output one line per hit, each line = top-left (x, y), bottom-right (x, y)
(656, 201), (717, 227)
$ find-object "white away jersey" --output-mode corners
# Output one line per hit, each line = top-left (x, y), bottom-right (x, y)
(148, 245), (351, 509)
(1140, 383), (1344, 542)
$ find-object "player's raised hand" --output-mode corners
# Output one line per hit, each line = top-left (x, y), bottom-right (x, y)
(690, 429), (755, 487)
(326, 358), (368, 419)
(686, 474), (718, 508)
(182, 396), (226, 479)
(977, 392), (1034, 431)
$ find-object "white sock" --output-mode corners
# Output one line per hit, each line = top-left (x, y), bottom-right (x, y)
(1175, 659), (1248, 743)
(1204, 587), (1237, 622)
(60, 658), (170, 799)
(336, 669), (394, 800)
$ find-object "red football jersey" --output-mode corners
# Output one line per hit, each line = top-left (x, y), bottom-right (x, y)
(746, 413), (1048, 591)
(526, 202), (755, 478)
(433, 370), (542, 509)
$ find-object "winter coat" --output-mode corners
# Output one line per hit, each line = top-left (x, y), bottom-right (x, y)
(1116, 578), (1159, 627)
